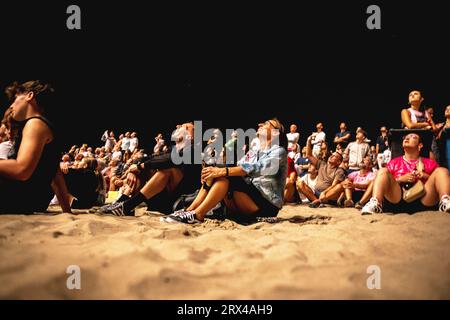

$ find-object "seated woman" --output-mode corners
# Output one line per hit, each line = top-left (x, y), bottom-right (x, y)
(361, 133), (450, 214)
(0, 80), (71, 214)
(337, 156), (376, 208)
(163, 118), (288, 224)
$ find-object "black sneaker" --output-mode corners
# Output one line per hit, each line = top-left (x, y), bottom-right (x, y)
(99, 202), (134, 216)
(205, 202), (226, 220)
(309, 201), (322, 208)
(163, 211), (197, 224)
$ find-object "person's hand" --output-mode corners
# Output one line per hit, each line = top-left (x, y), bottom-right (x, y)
(436, 123), (444, 130)
(319, 192), (327, 201)
(60, 162), (69, 174)
(416, 171), (429, 181)
(397, 173), (416, 184)
(126, 172), (137, 189)
(201, 167), (225, 183)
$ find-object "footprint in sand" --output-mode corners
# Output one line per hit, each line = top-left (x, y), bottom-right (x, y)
(155, 228), (201, 240)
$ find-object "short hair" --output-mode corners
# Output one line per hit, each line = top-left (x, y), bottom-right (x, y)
(269, 118), (285, 134)
(5, 80), (55, 111)
(357, 128), (367, 138)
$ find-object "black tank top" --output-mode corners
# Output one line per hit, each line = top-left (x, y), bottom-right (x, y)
(7, 116), (60, 212)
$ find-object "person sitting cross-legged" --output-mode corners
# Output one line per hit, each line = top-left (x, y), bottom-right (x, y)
(162, 118), (288, 224)
(297, 133), (346, 208)
(361, 133), (450, 214)
(338, 156), (376, 208)
(296, 164), (318, 203)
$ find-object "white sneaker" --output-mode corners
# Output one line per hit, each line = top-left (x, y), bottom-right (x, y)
(49, 195), (59, 206)
(361, 197), (383, 215)
(439, 195), (450, 213)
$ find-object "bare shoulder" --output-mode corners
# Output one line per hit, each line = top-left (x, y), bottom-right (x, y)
(23, 118), (53, 143)
(401, 108), (411, 116)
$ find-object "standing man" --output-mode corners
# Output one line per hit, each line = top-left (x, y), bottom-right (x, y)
(311, 122), (326, 158)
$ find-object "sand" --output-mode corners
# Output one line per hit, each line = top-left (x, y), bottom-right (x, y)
(0, 204), (449, 299)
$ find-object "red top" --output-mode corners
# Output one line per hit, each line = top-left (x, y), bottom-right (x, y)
(287, 156), (296, 176)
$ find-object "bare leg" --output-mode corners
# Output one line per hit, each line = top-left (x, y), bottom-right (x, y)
(109, 177), (118, 191)
(322, 183), (344, 202)
(372, 168), (402, 204)
(296, 181), (318, 201)
(230, 191), (260, 214)
(421, 167), (450, 206)
(359, 181), (374, 205)
(284, 179), (296, 203)
(186, 186), (208, 211)
(140, 168), (184, 199)
(193, 177), (230, 221)
(337, 191), (345, 206)
(345, 187), (352, 201)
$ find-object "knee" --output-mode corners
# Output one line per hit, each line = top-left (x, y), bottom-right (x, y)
(157, 168), (172, 179)
(377, 167), (391, 178)
(215, 177), (229, 185)
(296, 180), (306, 190)
(432, 167), (449, 177)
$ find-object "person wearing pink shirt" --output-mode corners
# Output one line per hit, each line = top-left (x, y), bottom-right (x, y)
(339, 156), (375, 208)
(362, 133), (450, 214)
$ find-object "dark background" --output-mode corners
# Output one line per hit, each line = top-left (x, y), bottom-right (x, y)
(1, 1), (449, 152)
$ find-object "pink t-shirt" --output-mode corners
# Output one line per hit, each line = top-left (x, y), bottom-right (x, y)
(387, 156), (438, 181)
(347, 170), (375, 191)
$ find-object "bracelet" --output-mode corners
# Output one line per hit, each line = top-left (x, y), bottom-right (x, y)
(225, 167), (229, 177)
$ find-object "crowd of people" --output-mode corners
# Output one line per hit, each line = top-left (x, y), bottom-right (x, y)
(0, 81), (449, 223)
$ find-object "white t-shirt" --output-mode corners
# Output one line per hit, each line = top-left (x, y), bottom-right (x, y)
(105, 137), (116, 150)
(288, 151), (301, 163)
(121, 137), (131, 151)
(129, 137), (139, 153)
(0, 141), (12, 159)
(286, 132), (300, 150)
(300, 173), (318, 192)
(311, 131), (326, 151)
(112, 151), (122, 160)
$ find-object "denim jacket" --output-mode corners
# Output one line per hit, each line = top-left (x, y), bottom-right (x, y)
(238, 144), (287, 208)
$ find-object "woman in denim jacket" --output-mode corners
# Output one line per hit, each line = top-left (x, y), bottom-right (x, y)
(163, 118), (288, 224)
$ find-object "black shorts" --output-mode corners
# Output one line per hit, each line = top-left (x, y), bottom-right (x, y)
(383, 189), (437, 213)
(144, 164), (202, 214)
(0, 178), (52, 214)
(227, 177), (280, 218)
(353, 190), (365, 203)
